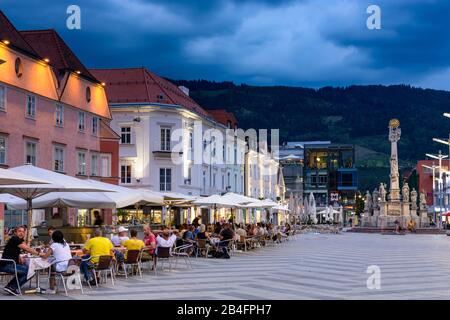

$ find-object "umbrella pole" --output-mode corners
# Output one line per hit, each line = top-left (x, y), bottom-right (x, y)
(26, 198), (33, 245)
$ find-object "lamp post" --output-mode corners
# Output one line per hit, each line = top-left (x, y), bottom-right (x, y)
(422, 163), (440, 224)
(426, 151), (448, 227)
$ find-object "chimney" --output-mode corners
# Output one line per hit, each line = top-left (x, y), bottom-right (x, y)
(178, 85), (189, 96)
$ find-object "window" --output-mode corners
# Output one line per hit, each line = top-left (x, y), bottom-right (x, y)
(25, 141), (37, 165)
(0, 136), (6, 164)
(189, 132), (193, 149)
(78, 112), (85, 132)
(101, 154), (111, 177)
(160, 127), (171, 151)
(0, 85), (5, 111)
(77, 151), (86, 175)
(55, 104), (64, 126)
(185, 167), (192, 185)
(92, 117), (99, 136)
(121, 127), (131, 144)
(212, 136), (216, 157)
(54, 146), (64, 172)
(234, 174), (237, 191)
(121, 165), (131, 184)
(213, 173), (216, 188)
(26, 95), (36, 118)
(227, 172), (230, 189)
(91, 153), (99, 176)
(222, 175), (225, 190)
(202, 171), (206, 193)
(160, 168), (172, 191)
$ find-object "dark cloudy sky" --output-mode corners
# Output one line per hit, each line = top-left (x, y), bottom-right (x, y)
(2, 0), (450, 89)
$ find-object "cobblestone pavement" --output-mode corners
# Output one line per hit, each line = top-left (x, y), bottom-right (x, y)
(2, 232), (450, 300)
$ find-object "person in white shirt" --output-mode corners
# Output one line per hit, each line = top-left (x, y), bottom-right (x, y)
(39, 230), (72, 294)
(156, 229), (178, 254)
(111, 226), (129, 246)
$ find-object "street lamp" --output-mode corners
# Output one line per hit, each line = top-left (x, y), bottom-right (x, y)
(426, 151), (448, 227)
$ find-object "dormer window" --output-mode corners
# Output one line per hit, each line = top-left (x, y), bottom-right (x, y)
(157, 94), (164, 101)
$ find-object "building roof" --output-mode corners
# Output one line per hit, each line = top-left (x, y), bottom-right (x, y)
(90, 68), (210, 117)
(100, 120), (120, 140)
(20, 29), (99, 83)
(206, 109), (238, 127)
(0, 11), (39, 58)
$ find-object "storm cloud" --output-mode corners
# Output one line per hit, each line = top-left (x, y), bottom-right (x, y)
(2, 0), (449, 89)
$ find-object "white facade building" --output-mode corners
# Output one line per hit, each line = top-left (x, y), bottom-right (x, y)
(91, 68), (244, 198)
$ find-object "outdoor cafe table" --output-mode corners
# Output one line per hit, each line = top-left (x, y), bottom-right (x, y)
(22, 255), (53, 293)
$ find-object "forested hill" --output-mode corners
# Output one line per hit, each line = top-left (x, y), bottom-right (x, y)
(172, 80), (450, 190)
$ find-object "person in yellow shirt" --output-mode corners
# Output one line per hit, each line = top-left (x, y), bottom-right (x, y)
(80, 229), (114, 283)
(123, 229), (144, 259)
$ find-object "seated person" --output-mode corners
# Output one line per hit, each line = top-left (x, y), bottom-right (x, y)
(0, 226), (40, 296)
(80, 229), (114, 284)
(182, 225), (196, 243)
(407, 219), (416, 233)
(156, 229), (178, 254)
(111, 226), (129, 246)
(142, 225), (156, 263)
(39, 230), (72, 294)
(123, 229), (145, 259)
(218, 224), (235, 259)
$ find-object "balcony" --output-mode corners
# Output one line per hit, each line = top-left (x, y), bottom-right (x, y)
(152, 149), (183, 159)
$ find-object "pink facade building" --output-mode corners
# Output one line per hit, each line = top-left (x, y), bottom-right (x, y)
(0, 11), (119, 234)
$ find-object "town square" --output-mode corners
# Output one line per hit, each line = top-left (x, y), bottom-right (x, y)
(1, 0), (450, 304)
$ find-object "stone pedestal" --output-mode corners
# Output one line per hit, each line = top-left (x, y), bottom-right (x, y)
(420, 210), (429, 228)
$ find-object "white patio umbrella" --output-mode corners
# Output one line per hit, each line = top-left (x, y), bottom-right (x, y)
(5, 179), (165, 210)
(193, 194), (239, 208)
(0, 167), (50, 185)
(194, 194), (242, 224)
(0, 165), (115, 243)
(150, 191), (196, 226)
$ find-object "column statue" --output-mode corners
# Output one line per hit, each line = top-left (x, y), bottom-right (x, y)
(419, 191), (427, 211)
(364, 190), (372, 212)
(379, 183), (387, 202)
(402, 182), (410, 202)
(372, 188), (379, 209)
(410, 188), (418, 210)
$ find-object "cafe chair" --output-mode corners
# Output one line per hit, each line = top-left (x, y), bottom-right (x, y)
(120, 249), (143, 278)
(90, 255), (115, 287)
(173, 244), (193, 269)
(47, 258), (84, 296)
(154, 246), (172, 275)
(141, 246), (155, 274)
(195, 239), (210, 258)
(0, 258), (22, 295)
